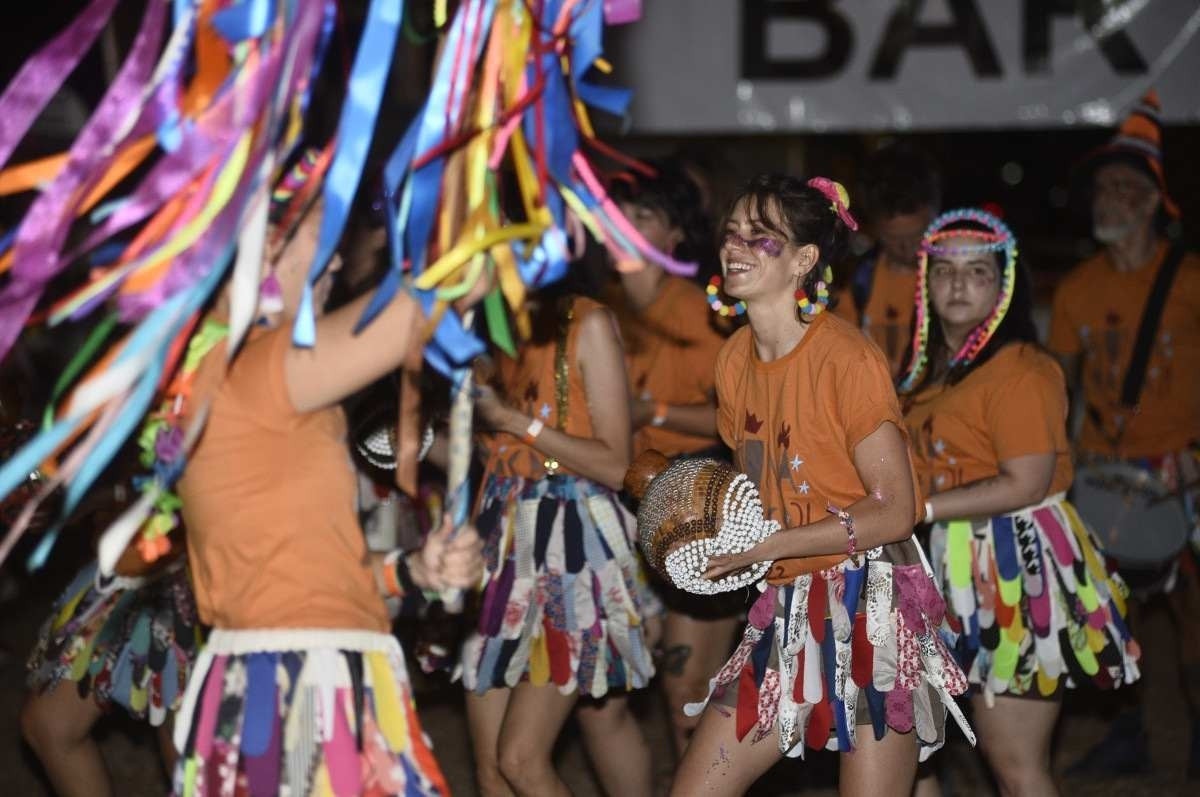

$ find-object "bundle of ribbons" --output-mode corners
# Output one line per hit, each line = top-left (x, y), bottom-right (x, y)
(0, 0), (693, 576)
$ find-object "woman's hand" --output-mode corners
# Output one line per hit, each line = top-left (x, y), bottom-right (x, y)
(702, 539), (775, 580)
(629, 395), (654, 429)
(408, 513), (485, 592)
(472, 382), (516, 432)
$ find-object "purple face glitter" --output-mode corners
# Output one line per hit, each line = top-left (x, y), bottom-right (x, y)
(723, 230), (784, 258)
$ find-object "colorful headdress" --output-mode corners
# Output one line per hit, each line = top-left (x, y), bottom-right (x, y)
(269, 144), (335, 248)
(898, 207), (1018, 393)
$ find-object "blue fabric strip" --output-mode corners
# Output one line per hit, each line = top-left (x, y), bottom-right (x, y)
(293, 0), (402, 347)
(992, 515), (1020, 583)
(211, 0), (275, 43)
(240, 652), (279, 756)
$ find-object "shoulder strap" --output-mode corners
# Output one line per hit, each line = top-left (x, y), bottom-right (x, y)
(552, 297), (576, 431)
(850, 250), (878, 319)
(1120, 243), (1187, 408)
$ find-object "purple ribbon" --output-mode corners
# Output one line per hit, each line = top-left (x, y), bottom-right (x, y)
(0, 0), (120, 168)
(0, 0), (169, 359)
(603, 0), (642, 25)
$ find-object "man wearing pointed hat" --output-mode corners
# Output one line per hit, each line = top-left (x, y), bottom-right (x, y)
(1050, 90), (1200, 779)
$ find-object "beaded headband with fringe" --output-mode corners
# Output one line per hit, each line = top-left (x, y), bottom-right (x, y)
(898, 207), (1017, 393)
(269, 143), (335, 249)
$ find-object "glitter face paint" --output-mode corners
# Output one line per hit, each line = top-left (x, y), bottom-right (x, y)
(722, 230), (784, 258)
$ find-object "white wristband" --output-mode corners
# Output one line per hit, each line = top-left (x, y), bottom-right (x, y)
(523, 418), (545, 445)
(923, 499), (935, 525)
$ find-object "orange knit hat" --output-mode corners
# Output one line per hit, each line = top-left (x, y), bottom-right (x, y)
(1086, 90), (1180, 218)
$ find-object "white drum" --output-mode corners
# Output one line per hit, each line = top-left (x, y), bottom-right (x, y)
(1073, 462), (1189, 568)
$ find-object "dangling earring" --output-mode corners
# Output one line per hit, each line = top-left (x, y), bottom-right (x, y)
(257, 269), (284, 323)
(706, 276), (746, 317)
(796, 265), (833, 317)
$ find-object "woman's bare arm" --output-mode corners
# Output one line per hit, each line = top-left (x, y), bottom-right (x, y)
(925, 452), (1056, 523)
(479, 309), (632, 490)
(284, 290), (424, 413)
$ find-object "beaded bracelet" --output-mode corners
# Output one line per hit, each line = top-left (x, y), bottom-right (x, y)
(382, 549), (406, 598)
(383, 548), (422, 600)
(826, 503), (860, 563)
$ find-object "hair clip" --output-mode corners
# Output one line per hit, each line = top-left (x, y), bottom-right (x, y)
(807, 177), (859, 231)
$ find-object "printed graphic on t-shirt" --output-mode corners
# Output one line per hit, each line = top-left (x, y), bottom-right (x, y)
(735, 410), (818, 528)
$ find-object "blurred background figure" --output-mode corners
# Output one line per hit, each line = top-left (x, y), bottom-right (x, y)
(832, 142), (941, 378)
(1050, 91), (1200, 781)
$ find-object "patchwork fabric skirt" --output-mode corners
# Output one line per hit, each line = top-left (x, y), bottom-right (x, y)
(686, 539), (974, 761)
(172, 628), (447, 797)
(461, 474), (659, 698)
(27, 558), (201, 725)
(929, 492), (1140, 699)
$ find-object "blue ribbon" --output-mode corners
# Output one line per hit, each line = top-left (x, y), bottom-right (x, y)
(570, 1), (631, 116)
(401, 0), (482, 278)
(211, 0), (275, 43)
(292, 0), (402, 348)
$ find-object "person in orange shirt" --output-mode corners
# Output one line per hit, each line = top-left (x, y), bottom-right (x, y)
(1049, 91), (1200, 779)
(170, 156), (483, 796)
(670, 174), (972, 796)
(900, 208), (1138, 796)
(832, 143), (941, 377)
(607, 162), (744, 757)
(462, 286), (659, 797)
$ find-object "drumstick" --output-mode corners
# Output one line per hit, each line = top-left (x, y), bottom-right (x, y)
(440, 309), (475, 614)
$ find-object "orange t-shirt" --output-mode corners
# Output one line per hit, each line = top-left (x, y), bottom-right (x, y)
(1049, 243), (1200, 458)
(479, 296), (606, 481)
(902, 344), (1074, 500)
(180, 325), (388, 632)
(831, 253), (917, 379)
(614, 277), (725, 457)
(715, 313), (921, 532)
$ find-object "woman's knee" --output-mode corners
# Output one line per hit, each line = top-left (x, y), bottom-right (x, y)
(474, 760), (513, 797)
(496, 737), (554, 791)
(21, 689), (71, 750)
(20, 686), (99, 753)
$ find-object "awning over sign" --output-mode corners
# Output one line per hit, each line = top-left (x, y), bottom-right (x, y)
(608, 0), (1200, 133)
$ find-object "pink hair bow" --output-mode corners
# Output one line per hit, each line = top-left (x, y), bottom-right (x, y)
(807, 177), (859, 231)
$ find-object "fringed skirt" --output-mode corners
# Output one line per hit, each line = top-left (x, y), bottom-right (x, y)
(686, 539), (974, 761)
(172, 629), (447, 797)
(27, 559), (201, 725)
(461, 474), (658, 698)
(929, 492), (1140, 699)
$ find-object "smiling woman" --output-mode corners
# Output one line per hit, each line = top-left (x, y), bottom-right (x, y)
(669, 175), (973, 797)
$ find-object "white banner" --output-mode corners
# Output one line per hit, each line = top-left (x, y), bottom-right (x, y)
(610, 0), (1200, 132)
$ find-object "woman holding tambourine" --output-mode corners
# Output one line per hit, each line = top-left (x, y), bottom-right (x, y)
(899, 208), (1141, 795)
(670, 175), (973, 796)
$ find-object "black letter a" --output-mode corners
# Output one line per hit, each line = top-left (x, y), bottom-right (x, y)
(870, 0), (1001, 79)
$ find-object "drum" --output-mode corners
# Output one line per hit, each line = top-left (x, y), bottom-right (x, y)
(1073, 462), (1189, 570)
